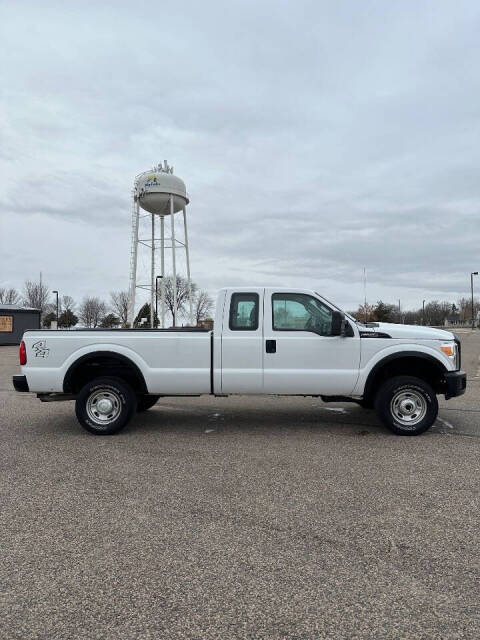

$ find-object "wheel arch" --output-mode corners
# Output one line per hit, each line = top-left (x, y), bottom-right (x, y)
(63, 350), (148, 394)
(363, 351), (447, 404)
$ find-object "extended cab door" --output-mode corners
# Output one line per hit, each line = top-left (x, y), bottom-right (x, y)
(263, 290), (360, 395)
(220, 289), (264, 393)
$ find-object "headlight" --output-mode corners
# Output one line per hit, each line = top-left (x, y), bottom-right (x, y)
(440, 342), (459, 369)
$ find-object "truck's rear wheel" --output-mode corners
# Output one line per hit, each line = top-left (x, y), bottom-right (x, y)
(137, 394), (161, 412)
(374, 375), (438, 436)
(355, 398), (373, 409)
(75, 377), (137, 435)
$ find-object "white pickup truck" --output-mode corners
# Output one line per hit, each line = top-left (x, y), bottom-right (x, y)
(13, 287), (466, 436)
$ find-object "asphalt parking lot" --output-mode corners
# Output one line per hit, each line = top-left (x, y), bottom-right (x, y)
(1, 335), (479, 639)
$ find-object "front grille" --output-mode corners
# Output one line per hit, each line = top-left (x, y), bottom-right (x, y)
(454, 336), (461, 370)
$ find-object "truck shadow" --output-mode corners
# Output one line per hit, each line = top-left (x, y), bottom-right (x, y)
(127, 401), (387, 437)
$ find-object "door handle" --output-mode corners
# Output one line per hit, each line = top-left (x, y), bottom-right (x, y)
(266, 339), (276, 354)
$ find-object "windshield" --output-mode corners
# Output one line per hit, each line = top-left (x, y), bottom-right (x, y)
(314, 293), (360, 325)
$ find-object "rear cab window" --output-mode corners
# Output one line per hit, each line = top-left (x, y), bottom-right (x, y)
(229, 293), (259, 331)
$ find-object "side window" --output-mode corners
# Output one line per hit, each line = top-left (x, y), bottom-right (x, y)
(272, 293), (333, 336)
(229, 293), (259, 331)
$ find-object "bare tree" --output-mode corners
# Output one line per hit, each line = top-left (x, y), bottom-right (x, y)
(193, 290), (214, 325)
(422, 300), (455, 326)
(351, 302), (375, 323)
(22, 280), (49, 314)
(164, 275), (198, 325)
(403, 309), (422, 325)
(457, 296), (480, 325)
(61, 295), (76, 313)
(78, 297), (107, 328)
(110, 291), (129, 327)
(0, 287), (20, 305)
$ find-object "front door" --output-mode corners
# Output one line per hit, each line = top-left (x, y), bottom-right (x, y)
(263, 290), (360, 395)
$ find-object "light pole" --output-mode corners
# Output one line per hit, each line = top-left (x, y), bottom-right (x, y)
(155, 276), (163, 327)
(422, 300), (425, 326)
(52, 290), (59, 329)
(471, 272), (478, 329)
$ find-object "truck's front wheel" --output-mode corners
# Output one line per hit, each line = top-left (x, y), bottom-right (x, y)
(374, 376), (438, 436)
(75, 377), (137, 435)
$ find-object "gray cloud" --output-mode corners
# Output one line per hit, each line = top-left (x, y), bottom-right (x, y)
(1, 0), (480, 313)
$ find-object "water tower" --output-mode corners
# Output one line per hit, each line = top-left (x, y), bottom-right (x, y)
(127, 161), (193, 327)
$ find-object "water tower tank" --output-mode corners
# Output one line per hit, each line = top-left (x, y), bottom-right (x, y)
(128, 160), (194, 330)
(135, 161), (189, 216)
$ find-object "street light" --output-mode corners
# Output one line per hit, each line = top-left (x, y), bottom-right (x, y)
(52, 290), (59, 329)
(155, 276), (163, 327)
(422, 300), (425, 326)
(471, 272), (478, 329)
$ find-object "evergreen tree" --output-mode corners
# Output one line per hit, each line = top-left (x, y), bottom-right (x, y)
(133, 303), (159, 328)
(100, 313), (120, 328)
(58, 309), (78, 328)
(42, 312), (56, 328)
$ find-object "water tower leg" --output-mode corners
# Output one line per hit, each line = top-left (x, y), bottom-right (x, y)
(160, 215), (165, 328)
(170, 195), (177, 326)
(150, 213), (155, 328)
(127, 198), (140, 326)
(183, 207), (194, 326)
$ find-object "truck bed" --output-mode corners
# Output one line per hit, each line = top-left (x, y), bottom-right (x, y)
(33, 327), (211, 332)
(21, 329), (213, 395)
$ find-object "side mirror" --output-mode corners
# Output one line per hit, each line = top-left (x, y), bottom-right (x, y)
(331, 310), (345, 336)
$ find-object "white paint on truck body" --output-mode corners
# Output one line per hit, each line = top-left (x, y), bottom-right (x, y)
(20, 287), (458, 397)
(22, 331), (211, 394)
(262, 289), (361, 395)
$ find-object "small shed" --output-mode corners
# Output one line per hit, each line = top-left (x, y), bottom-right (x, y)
(0, 304), (41, 346)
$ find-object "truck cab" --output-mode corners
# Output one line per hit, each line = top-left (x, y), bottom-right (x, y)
(217, 288), (359, 395)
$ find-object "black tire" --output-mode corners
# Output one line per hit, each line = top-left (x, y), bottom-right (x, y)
(355, 398), (373, 409)
(75, 376), (137, 435)
(136, 394), (161, 412)
(374, 375), (438, 436)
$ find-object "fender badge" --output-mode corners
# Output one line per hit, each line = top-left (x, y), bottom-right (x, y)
(32, 340), (49, 358)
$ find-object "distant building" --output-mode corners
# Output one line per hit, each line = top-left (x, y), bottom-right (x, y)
(197, 317), (214, 330)
(444, 315), (460, 327)
(0, 304), (41, 346)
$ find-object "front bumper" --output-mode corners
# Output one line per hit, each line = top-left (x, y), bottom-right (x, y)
(12, 375), (29, 392)
(444, 370), (466, 399)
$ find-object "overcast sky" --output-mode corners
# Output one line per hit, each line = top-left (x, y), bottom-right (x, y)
(1, 0), (479, 313)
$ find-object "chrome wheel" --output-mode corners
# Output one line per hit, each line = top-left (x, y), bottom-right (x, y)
(86, 389), (122, 426)
(390, 389), (427, 428)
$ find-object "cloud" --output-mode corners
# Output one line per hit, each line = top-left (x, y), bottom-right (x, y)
(1, 0), (480, 313)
